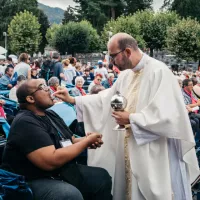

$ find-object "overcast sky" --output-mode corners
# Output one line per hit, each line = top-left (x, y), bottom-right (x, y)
(38, 0), (164, 11)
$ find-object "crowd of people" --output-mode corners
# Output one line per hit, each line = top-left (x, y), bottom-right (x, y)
(0, 52), (121, 100)
(0, 32), (199, 199)
(171, 68), (200, 138)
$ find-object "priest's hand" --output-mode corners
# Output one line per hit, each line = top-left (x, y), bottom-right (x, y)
(112, 111), (130, 125)
(53, 86), (75, 104)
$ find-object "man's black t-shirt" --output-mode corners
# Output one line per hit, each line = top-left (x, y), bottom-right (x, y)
(1, 110), (73, 181)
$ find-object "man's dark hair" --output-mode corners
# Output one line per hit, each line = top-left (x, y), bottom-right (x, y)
(5, 67), (12, 74)
(69, 57), (76, 64)
(7, 57), (12, 62)
(182, 79), (192, 88)
(17, 81), (31, 105)
(99, 64), (103, 68)
(17, 75), (26, 82)
(118, 36), (138, 51)
(52, 52), (60, 59)
(90, 67), (94, 71)
(108, 63), (113, 70)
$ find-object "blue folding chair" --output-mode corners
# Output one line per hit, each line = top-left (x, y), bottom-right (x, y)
(0, 96), (19, 116)
(0, 117), (10, 139)
(66, 84), (75, 93)
(49, 102), (76, 127)
(0, 91), (10, 98)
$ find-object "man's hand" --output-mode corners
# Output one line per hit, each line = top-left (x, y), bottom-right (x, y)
(112, 111), (130, 125)
(53, 87), (75, 104)
(86, 133), (103, 149)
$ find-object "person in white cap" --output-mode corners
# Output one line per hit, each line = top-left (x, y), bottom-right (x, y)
(94, 60), (108, 81)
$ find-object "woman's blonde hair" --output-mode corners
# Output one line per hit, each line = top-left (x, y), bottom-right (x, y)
(62, 59), (70, 66)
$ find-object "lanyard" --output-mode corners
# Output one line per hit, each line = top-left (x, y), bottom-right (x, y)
(46, 115), (72, 141)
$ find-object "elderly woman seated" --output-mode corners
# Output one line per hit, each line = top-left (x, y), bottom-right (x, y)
(70, 76), (86, 97)
(48, 77), (60, 92)
(48, 77), (61, 102)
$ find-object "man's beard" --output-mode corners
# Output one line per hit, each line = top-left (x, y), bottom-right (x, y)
(115, 55), (133, 71)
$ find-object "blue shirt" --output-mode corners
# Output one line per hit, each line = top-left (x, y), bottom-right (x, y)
(0, 74), (11, 90)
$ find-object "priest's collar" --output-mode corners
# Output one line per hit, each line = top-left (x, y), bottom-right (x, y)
(132, 52), (146, 72)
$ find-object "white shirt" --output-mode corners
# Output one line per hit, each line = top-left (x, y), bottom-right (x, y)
(14, 62), (30, 78)
(94, 67), (108, 81)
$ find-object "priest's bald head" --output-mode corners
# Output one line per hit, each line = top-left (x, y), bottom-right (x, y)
(107, 33), (143, 71)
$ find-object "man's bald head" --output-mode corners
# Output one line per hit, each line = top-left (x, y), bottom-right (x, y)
(108, 33), (138, 51)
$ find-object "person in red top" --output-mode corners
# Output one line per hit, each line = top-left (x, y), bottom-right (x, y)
(88, 74), (103, 93)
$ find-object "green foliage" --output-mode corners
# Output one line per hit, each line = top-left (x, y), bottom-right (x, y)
(101, 10), (180, 56)
(0, 0), (49, 53)
(74, 0), (149, 32)
(48, 21), (101, 55)
(125, 0), (153, 14)
(142, 11), (180, 54)
(0, 0), (38, 45)
(62, 6), (79, 24)
(163, 0), (200, 21)
(132, 10), (154, 47)
(101, 15), (145, 50)
(46, 24), (61, 48)
(166, 18), (200, 61)
(37, 9), (50, 53)
(8, 10), (42, 54)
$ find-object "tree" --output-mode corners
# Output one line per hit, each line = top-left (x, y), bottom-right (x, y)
(162, 0), (200, 21)
(62, 6), (79, 24)
(46, 24), (61, 48)
(134, 11), (180, 56)
(52, 21), (101, 55)
(0, 0), (38, 46)
(101, 15), (146, 50)
(0, 0), (49, 53)
(8, 10), (42, 55)
(37, 9), (50, 53)
(125, 0), (153, 14)
(101, 11), (180, 56)
(166, 18), (200, 62)
(73, 0), (126, 32)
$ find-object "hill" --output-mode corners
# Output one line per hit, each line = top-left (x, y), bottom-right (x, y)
(38, 2), (64, 24)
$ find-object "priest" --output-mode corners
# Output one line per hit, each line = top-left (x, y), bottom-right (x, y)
(54, 33), (199, 200)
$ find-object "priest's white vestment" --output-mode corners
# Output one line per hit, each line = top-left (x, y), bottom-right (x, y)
(75, 55), (199, 200)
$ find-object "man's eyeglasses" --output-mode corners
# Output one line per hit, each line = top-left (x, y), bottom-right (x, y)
(30, 84), (49, 96)
(110, 49), (125, 61)
(97, 79), (102, 81)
